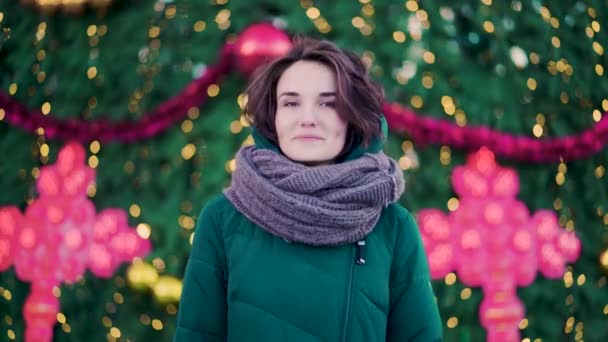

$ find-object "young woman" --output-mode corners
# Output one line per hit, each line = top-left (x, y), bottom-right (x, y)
(174, 38), (442, 342)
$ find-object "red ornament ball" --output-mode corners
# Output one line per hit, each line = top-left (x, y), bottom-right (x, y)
(234, 23), (292, 77)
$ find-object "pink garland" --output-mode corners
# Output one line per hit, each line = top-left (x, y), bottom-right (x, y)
(0, 44), (234, 143)
(383, 103), (608, 163)
(1, 37), (607, 163)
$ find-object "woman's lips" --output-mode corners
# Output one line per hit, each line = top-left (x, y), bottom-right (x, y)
(293, 135), (323, 141)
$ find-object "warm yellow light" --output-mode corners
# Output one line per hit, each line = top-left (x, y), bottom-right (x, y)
(519, 318), (528, 329)
(181, 144), (196, 160)
(87, 66), (97, 79)
(193, 20), (206, 32)
(593, 42), (604, 55)
(392, 31), (406, 43)
(555, 173), (565, 185)
(230, 120), (243, 134)
(136, 223), (152, 239)
(181, 120), (193, 133)
(410, 95), (423, 108)
(551, 36), (560, 48)
(207, 84), (220, 97)
(129, 204), (141, 217)
(405, 1), (418, 12)
(483, 21), (494, 33)
(351, 16), (365, 29)
(90, 141), (100, 154)
(447, 198), (459, 211)
(40, 144), (49, 157)
(215, 9), (230, 24)
(152, 319), (163, 330)
(422, 75), (433, 88)
(149, 26), (160, 39)
(447, 317), (458, 328)
(110, 327), (121, 338)
(306, 7), (320, 19)
(56, 313), (67, 324)
(563, 271), (573, 288)
(576, 274), (586, 286)
(41, 102), (51, 115)
(87, 25), (97, 37)
(88, 155), (99, 168)
(445, 272), (456, 285)
(532, 124), (543, 137)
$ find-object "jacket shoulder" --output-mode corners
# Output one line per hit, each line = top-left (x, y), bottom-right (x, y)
(369, 203), (421, 259)
(196, 194), (244, 238)
(200, 194), (232, 216)
(379, 203), (419, 236)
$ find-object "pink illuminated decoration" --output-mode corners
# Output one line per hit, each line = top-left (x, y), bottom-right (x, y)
(0, 142), (151, 342)
(418, 147), (581, 342)
(1, 24), (606, 163)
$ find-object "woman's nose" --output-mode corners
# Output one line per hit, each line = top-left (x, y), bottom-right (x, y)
(298, 106), (318, 126)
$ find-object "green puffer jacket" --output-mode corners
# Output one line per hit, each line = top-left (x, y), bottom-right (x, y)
(175, 118), (443, 341)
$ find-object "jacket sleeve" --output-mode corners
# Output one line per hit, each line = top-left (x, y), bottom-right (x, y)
(174, 198), (227, 341)
(387, 206), (443, 342)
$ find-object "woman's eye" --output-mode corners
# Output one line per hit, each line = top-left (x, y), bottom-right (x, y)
(321, 101), (336, 108)
(284, 102), (299, 107)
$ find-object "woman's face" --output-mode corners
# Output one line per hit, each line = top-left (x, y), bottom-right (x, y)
(275, 60), (348, 166)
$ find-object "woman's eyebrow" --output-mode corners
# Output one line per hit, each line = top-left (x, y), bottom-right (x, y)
(319, 92), (336, 97)
(278, 92), (300, 98)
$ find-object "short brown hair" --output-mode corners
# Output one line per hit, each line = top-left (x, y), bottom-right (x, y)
(244, 37), (384, 157)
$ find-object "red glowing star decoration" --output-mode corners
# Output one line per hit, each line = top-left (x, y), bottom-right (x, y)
(0, 142), (151, 342)
(417, 147), (581, 342)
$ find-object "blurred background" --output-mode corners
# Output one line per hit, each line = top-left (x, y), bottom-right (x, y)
(1, 0), (607, 341)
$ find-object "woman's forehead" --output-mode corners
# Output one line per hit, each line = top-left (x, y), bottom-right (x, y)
(276, 61), (336, 94)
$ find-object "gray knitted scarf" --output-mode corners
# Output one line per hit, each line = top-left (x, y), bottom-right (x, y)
(224, 145), (405, 246)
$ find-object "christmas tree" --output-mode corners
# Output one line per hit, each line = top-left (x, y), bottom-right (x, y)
(1, 0), (607, 341)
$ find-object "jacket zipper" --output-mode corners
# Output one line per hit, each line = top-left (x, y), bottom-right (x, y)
(342, 240), (365, 342)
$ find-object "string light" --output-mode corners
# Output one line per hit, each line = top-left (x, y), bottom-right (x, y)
(306, 7), (320, 19)
(444, 272), (457, 285)
(300, 1), (330, 33)
(214, 9), (231, 30)
(410, 95), (423, 108)
(392, 31), (406, 43)
(519, 318), (528, 329)
(483, 21), (495, 33)
(151, 319), (163, 330)
(447, 317), (458, 328)
(207, 84), (220, 97)
(439, 146), (451, 166)
(129, 204), (141, 218)
(181, 120), (193, 133)
(193, 20), (206, 32)
(447, 198), (459, 211)
(90, 141), (101, 154)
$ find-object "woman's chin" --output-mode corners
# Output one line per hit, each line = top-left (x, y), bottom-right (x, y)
(286, 154), (336, 166)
